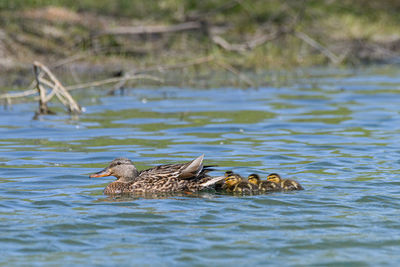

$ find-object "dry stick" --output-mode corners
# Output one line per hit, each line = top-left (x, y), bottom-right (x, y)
(39, 77), (58, 102)
(52, 52), (92, 68)
(111, 56), (215, 92)
(212, 30), (280, 53)
(100, 21), (202, 36)
(247, 30), (280, 49)
(0, 74), (164, 100)
(34, 61), (82, 113)
(0, 89), (37, 100)
(67, 74), (164, 91)
(0, 58), (208, 101)
(33, 65), (50, 114)
(215, 61), (255, 88)
(38, 77), (70, 108)
(211, 35), (247, 53)
(294, 31), (342, 64)
(6, 96), (11, 109)
(135, 55), (215, 73)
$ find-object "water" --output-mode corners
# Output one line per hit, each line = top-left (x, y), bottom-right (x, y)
(1, 67), (400, 266)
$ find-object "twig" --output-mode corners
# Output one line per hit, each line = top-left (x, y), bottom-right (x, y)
(0, 58), (207, 102)
(211, 35), (247, 53)
(33, 64), (50, 114)
(0, 74), (163, 102)
(0, 89), (37, 100)
(33, 61), (82, 114)
(294, 31), (342, 64)
(133, 55), (215, 74)
(215, 61), (254, 88)
(66, 74), (164, 91)
(212, 29), (281, 53)
(247, 30), (280, 49)
(100, 21), (202, 36)
(112, 56), (215, 92)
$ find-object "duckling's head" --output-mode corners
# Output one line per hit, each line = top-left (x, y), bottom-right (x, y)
(224, 174), (242, 187)
(247, 173), (260, 185)
(267, 173), (282, 183)
(225, 171), (234, 177)
(89, 158), (139, 182)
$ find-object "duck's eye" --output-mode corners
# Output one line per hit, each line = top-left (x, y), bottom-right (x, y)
(116, 162), (122, 165)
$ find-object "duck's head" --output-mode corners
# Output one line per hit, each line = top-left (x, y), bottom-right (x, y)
(89, 158), (139, 182)
(224, 174), (242, 187)
(267, 173), (282, 183)
(247, 173), (260, 185)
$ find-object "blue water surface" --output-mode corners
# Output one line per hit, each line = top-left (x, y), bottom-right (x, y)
(1, 67), (400, 266)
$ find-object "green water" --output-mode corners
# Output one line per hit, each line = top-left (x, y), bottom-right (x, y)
(1, 67), (400, 266)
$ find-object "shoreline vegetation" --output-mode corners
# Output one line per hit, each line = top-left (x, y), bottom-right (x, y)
(1, 0), (400, 112)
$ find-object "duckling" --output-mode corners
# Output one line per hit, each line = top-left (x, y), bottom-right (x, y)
(222, 173), (243, 192)
(215, 171), (236, 191)
(247, 173), (281, 192)
(233, 180), (259, 194)
(223, 174), (258, 194)
(267, 173), (303, 191)
(225, 170), (234, 177)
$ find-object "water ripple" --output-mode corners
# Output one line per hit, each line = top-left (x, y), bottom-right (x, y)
(1, 67), (400, 265)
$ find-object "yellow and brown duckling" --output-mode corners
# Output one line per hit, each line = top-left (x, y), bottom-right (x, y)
(267, 173), (303, 191)
(215, 170), (236, 191)
(221, 171), (243, 192)
(247, 173), (281, 192)
(223, 173), (258, 194)
(89, 155), (224, 194)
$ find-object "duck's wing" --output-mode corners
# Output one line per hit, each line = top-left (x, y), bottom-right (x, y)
(138, 155), (214, 181)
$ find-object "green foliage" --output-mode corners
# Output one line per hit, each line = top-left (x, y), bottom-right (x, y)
(1, 0), (400, 73)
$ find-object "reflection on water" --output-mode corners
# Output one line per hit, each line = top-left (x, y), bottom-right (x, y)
(1, 67), (400, 265)
(96, 191), (220, 201)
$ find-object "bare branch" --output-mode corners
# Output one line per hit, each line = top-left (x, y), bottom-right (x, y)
(294, 31), (342, 64)
(215, 61), (255, 88)
(33, 61), (82, 114)
(100, 21), (202, 36)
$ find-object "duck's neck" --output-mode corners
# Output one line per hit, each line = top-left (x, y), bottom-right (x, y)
(116, 168), (139, 183)
(117, 176), (135, 183)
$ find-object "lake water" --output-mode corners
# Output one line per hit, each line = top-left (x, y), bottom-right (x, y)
(1, 67), (400, 266)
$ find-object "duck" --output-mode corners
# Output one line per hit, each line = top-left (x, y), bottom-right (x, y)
(89, 155), (224, 194)
(221, 172), (243, 192)
(214, 170), (235, 191)
(223, 173), (258, 194)
(247, 173), (281, 192)
(266, 173), (303, 191)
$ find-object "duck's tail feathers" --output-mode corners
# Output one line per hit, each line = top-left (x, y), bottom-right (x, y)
(203, 165), (217, 173)
(179, 154), (203, 178)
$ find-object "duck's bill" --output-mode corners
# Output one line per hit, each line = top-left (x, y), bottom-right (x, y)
(89, 168), (112, 178)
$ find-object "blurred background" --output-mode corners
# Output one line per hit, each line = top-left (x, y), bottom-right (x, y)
(1, 0), (400, 88)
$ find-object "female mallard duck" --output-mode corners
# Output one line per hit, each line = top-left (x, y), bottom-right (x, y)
(247, 173), (281, 192)
(89, 155), (224, 194)
(223, 173), (258, 194)
(266, 173), (303, 191)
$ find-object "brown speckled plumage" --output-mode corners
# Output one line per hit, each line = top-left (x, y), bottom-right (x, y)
(90, 155), (223, 194)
